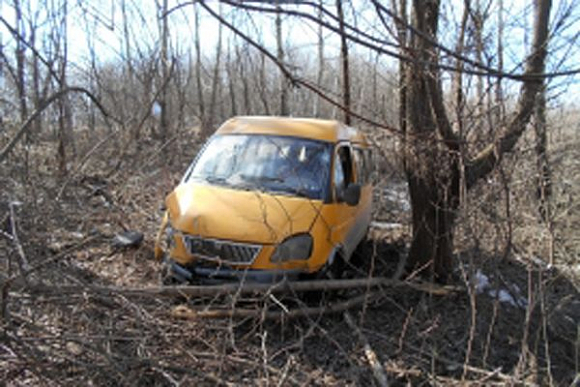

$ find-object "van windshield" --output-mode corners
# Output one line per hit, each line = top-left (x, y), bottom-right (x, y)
(183, 134), (332, 200)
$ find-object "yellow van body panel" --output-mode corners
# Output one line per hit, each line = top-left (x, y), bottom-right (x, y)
(216, 116), (368, 145)
(163, 183), (333, 272)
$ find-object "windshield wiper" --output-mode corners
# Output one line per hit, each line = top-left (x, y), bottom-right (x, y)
(204, 176), (230, 186)
(272, 185), (311, 198)
(239, 174), (284, 183)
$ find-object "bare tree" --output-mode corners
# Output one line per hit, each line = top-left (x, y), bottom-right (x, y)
(157, 0), (170, 142)
(534, 85), (551, 221)
(401, 0), (552, 280)
(194, 3), (206, 129)
(276, 0), (288, 116)
(205, 3), (224, 135)
(56, 0), (74, 175)
(336, 0), (351, 125)
(314, 0), (325, 117)
(13, 0), (27, 122)
(226, 38), (237, 117)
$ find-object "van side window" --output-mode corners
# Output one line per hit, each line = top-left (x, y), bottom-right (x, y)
(354, 147), (372, 185)
(334, 146), (353, 201)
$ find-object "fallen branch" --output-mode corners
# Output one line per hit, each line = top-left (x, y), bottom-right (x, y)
(344, 311), (389, 387)
(171, 291), (381, 320)
(22, 277), (460, 299)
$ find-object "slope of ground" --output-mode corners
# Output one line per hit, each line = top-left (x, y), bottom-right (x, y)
(0, 129), (578, 386)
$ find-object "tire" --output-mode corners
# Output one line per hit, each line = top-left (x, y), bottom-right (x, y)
(159, 257), (180, 285)
(301, 251), (346, 305)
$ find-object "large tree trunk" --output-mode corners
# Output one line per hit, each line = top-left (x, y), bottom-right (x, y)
(405, 72), (460, 280)
(407, 172), (458, 279)
(404, 0), (551, 281)
(403, 0), (457, 281)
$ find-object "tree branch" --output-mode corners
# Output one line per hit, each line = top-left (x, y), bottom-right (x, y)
(207, 0), (578, 81)
(0, 15), (61, 83)
(194, 1), (400, 133)
(466, 0), (551, 188)
(0, 86), (113, 163)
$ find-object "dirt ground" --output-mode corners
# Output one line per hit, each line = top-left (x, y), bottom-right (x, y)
(1, 132), (579, 386)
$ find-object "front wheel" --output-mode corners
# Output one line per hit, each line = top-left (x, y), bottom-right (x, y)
(159, 257), (180, 285)
(301, 252), (346, 304)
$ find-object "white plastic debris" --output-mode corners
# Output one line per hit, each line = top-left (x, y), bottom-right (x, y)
(488, 289), (517, 307)
(474, 270), (490, 294)
(474, 269), (527, 308)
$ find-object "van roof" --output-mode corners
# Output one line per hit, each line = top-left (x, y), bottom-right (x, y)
(214, 116), (369, 144)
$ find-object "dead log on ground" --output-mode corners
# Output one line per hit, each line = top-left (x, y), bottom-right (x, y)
(22, 277), (460, 299)
(171, 291), (381, 320)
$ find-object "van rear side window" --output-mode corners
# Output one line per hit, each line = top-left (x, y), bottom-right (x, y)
(354, 147), (372, 185)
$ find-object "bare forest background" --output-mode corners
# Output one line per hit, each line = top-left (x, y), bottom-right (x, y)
(0, 0), (579, 385)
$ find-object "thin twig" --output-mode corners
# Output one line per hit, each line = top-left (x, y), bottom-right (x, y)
(55, 132), (119, 201)
(8, 201), (29, 272)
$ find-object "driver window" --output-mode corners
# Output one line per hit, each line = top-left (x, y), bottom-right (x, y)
(334, 145), (353, 201)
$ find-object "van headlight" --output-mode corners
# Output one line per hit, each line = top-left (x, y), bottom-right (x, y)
(271, 234), (313, 262)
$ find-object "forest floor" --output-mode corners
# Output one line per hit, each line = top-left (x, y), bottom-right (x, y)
(0, 130), (579, 386)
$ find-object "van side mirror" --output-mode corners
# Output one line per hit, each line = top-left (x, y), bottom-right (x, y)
(344, 183), (361, 206)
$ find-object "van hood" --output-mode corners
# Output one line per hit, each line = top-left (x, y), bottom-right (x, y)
(165, 183), (322, 244)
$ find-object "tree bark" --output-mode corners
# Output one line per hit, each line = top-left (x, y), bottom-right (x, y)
(534, 84), (551, 222)
(205, 3), (223, 135)
(225, 37), (237, 117)
(404, 0), (551, 281)
(404, 0), (457, 280)
(57, 0), (73, 175)
(14, 0), (27, 123)
(336, 0), (351, 125)
(393, 0), (407, 170)
(258, 52), (271, 114)
(314, 0), (324, 116)
(30, 16), (41, 139)
(194, 3), (206, 130)
(238, 45), (252, 115)
(276, 1), (288, 116)
(158, 0), (170, 142)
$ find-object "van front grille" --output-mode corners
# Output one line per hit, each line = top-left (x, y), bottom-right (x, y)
(182, 235), (261, 265)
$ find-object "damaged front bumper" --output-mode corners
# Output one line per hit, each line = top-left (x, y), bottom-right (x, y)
(165, 258), (303, 284)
